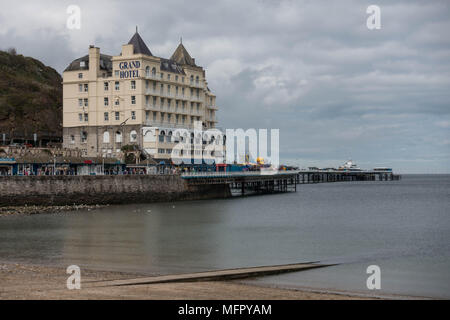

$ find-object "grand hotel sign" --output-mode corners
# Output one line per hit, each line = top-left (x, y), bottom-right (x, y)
(118, 60), (140, 79)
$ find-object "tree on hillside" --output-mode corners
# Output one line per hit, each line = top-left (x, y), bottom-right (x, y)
(7, 47), (17, 55)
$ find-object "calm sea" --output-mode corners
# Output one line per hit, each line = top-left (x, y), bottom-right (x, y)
(0, 174), (449, 298)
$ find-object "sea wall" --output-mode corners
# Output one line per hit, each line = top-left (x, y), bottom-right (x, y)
(0, 175), (231, 206)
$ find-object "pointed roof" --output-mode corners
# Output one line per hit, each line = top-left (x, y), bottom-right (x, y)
(128, 31), (152, 56)
(170, 42), (196, 66)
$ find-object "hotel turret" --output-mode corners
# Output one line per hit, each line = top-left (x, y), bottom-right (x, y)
(62, 30), (221, 161)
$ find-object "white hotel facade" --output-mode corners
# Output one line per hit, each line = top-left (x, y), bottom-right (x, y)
(62, 30), (223, 162)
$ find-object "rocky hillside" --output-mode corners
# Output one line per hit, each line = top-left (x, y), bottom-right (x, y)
(0, 49), (62, 142)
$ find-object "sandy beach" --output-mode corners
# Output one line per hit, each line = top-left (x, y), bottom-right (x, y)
(0, 262), (373, 300)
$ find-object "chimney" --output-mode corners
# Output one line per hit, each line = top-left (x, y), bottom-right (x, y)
(88, 46), (100, 78)
(121, 44), (134, 57)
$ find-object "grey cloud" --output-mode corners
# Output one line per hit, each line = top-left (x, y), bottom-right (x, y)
(0, 0), (449, 173)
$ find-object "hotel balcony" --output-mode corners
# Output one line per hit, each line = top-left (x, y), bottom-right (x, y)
(190, 81), (203, 89)
(144, 120), (195, 129)
(190, 95), (203, 102)
(145, 74), (159, 80)
(207, 115), (218, 122)
(145, 88), (158, 95)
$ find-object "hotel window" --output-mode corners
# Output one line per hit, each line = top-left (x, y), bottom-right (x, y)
(161, 113), (165, 122)
(161, 98), (164, 108)
(167, 114), (171, 123)
(145, 80), (149, 89)
(145, 66), (150, 77)
(182, 87), (185, 96)
(153, 112), (157, 121)
(131, 80), (136, 90)
(152, 82), (156, 90)
(104, 97), (109, 106)
(196, 104), (199, 112)
(104, 82), (109, 91)
(130, 130), (137, 142)
(182, 77), (185, 83)
(182, 101), (186, 111)
(145, 111), (150, 121)
(166, 149), (171, 154)
(175, 100), (179, 111)
(160, 83), (164, 94)
(84, 98), (88, 107)
(190, 88), (194, 97)
(168, 85), (171, 94)
(115, 81), (119, 90)
(190, 102), (194, 112)
(158, 149), (164, 154)
(103, 131), (110, 143)
(160, 73), (164, 79)
(115, 112), (120, 121)
(182, 115), (186, 124)
(175, 75), (178, 81)
(195, 76), (199, 84)
(153, 96), (157, 106)
(70, 135), (75, 144)
(175, 86), (179, 95)
(152, 67), (156, 76)
(131, 111), (136, 120)
(104, 112), (109, 121)
(84, 113), (88, 122)
(190, 75), (194, 84)
(84, 84), (88, 92)
(131, 96), (136, 105)
(78, 73), (83, 79)
(116, 131), (122, 143)
(176, 114), (179, 123)
(115, 70), (119, 77)
(80, 61), (86, 68)
(115, 98), (119, 106)
(78, 113), (82, 122)
(79, 84), (83, 92)
(78, 99), (83, 107)
(168, 99), (171, 108)
(167, 74), (171, 80)
(81, 131), (87, 143)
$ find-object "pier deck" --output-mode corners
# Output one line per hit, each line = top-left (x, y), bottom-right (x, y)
(181, 170), (401, 195)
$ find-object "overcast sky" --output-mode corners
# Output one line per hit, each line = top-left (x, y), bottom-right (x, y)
(0, 0), (449, 173)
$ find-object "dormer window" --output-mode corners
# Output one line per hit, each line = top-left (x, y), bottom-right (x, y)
(80, 61), (86, 68)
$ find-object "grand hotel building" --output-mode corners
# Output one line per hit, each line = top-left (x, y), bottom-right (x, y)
(62, 30), (222, 161)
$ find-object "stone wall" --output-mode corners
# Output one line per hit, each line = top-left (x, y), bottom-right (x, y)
(63, 124), (142, 158)
(0, 175), (231, 206)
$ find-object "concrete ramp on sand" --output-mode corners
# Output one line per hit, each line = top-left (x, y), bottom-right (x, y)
(85, 262), (336, 288)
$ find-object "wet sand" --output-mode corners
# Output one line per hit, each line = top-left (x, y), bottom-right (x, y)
(0, 262), (373, 300)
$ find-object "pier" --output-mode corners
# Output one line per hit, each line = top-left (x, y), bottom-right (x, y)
(181, 170), (401, 195)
